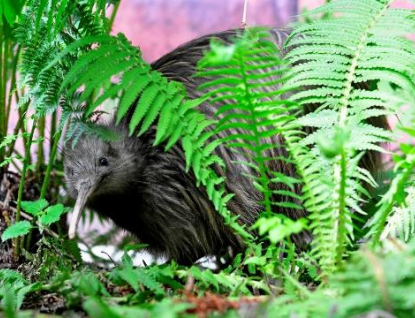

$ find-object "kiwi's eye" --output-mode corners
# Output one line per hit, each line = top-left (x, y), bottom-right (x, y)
(99, 157), (109, 166)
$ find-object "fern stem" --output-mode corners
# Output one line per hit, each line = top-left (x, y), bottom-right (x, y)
(333, 0), (392, 267)
(107, 0), (121, 33)
(339, 1), (391, 124)
(334, 148), (347, 267)
(49, 110), (57, 153)
(40, 129), (62, 199)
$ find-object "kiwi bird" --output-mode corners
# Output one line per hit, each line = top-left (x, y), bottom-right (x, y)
(63, 29), (386, 265)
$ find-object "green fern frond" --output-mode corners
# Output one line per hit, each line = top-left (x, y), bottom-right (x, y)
(381, 185), (415, 241)
(284, 0), (415, 273)
(367, 152), (415, 243)
(15, 0), (117, 141)
(196, 28), (304, 244)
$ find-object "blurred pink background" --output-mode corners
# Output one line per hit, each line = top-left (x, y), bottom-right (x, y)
(112, 0), (306, 62)
(112, 0), (413, 62)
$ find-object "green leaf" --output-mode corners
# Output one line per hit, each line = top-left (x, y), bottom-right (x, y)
(117, 72), (151, 124)
(129, 83), (160, 133)
(1, 221), (32, 241)
(21, 199), (49, 216)
(40, 204), (66, 225)
(138, 93), (165, 135)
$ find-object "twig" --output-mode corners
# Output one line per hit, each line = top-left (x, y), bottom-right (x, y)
(2, 210), (11, 227)
(101, 251), (118, 267)
(3, 189), (11, 208)
(242, 0), (249, 28)
(184, 274), (194, 294)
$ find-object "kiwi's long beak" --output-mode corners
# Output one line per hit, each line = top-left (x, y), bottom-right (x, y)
(68, 180), (97, 240)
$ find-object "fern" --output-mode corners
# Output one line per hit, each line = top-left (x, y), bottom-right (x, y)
(196, 28), (304, 246)
(15, 0), (117, 131)
(268, 241), (415, 317)
(0, 269), (41, 315)
(367, 134), (415, 243)
(365, 83), (415, 243)
(370, 160), (415, 242)
(381, 186), (415, 241)
(110, 253), (165, 295)
(284, 0), (415, 273)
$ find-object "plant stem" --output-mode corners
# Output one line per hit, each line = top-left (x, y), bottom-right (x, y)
(40, 130), (62, 199)
(6, 102), (28, 158)
(333, 1), (391, 268)
(334, 148), (347, 267)
(279, 267), (311, 298)
(4, 102), (29, 174)
(6, 46), (20, 128)
(36, 116), (45, 176)
(49, 111), (57, 152)
(14, 119), (37, 258)
(0, 25), (5, 164)
(20, 107), (29, 160)
(3, 39), (9, 136)
(11, 158), (22, 173)
(107, 1), (121, 33)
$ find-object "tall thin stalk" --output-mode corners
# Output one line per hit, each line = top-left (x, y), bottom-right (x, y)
(49, 111), (57, 152)
(36, 116), (45, 175)
(5, 102), (29, 161)
(107, 0), (121, 33)
(14, 119), (37, 258)
(0, 25), (6, 164)
(40, 130), (62, 199)
(5, 45), (21, 133)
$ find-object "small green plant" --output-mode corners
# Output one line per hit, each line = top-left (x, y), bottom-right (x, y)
(1, 199), (68, 242)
